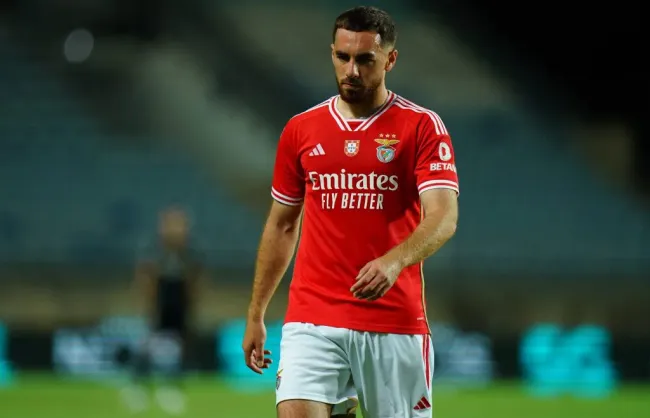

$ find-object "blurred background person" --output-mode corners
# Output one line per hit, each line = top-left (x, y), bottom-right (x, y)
(0, 0), (647, 417)
(122, 207), (204, 415)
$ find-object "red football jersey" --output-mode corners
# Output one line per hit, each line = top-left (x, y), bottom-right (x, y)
(271, 91), (459, 335)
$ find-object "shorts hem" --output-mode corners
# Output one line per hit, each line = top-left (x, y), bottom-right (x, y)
(276, 392), (355, 406)
(283, 320), (429, 335)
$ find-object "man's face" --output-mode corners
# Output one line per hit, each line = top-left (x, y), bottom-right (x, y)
(159, 209), (188, 247)
(331, 29), (397, 104)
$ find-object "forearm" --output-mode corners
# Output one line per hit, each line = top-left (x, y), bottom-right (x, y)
(386, 208), (457, 269)
(248, 222), (300, 321)
(134, 267), (155, 316)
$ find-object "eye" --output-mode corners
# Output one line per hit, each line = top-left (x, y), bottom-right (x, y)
(336, 53), (350, 62)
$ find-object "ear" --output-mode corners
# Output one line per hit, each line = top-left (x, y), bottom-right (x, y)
(385, 49), (398, 72)
(331, 44), (335, 56)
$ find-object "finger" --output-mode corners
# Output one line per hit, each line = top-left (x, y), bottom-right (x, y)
(363, 274), (392, 300)
(357, 277), (384, 300)
(361, 273), (384, 293)
(255, 344), (266, 368)
(366, 282), (390, 301)
(260, 349), (273, 369)
(355, 271), (386, 298)
(243, 343), (252, 365)
(248, 350), (263, 374)
(244, 348), (252, 369)
(351, 276), (372, 294)
(244, 346), (263, 374)
(351, 269), (376, 294)
(355, 263), (372, 280)
(260, 357), (273, 369)
(248, 363), (263, 374)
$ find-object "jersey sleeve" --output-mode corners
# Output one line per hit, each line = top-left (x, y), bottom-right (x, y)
(271, 119), (305, 206)
(414, 113), (460, 195)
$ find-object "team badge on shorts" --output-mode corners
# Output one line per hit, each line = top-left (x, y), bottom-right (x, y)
(276, 369), (283, 390)
(374, 135), (400, 163)
(344, 140), (360, 157)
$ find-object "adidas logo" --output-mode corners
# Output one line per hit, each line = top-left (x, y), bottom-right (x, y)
(309, 143), (326, 156)
(413, 396), (431, 410)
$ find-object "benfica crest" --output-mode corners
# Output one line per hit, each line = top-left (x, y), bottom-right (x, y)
(374, 135), (400, 163)
(344, 140), (360, 157)
(276, 368), (283, 390)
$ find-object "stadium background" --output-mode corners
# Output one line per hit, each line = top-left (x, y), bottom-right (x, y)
(0, 0), (647, 417)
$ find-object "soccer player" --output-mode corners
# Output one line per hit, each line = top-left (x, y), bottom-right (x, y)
(242, 6), (459, 418)
(122, 207), (203, 415)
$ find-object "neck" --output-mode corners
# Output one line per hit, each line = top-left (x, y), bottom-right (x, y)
(337, 85), (389, 119)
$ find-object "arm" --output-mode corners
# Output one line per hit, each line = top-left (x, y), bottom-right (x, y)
(391, 111), (460, 267)
(351, 190), (458, 299)
(133, 238), (157, 317)
(134, 259), (157, 317)
(247, 201), (303, 321)
(249, 118), (305, 319)
(352, 112), (459, 300)
(243, 117), (304, 373)
(384, 188), (458, 269)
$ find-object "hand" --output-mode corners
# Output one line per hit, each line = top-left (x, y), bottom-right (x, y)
(242, 318), (273, 374)
(350, 255), (403, 301)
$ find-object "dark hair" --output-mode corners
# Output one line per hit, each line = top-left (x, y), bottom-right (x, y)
(333, 6), (397, 48)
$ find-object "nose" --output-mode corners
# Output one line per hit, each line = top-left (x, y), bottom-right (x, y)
(344, 60), (359, 78)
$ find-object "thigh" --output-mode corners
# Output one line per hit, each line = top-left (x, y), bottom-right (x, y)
(277, 399), (332, 418)
(276, 323), (357, 416)
(154, 306), (186, 353)
(350, 333), (433, 418)
(277, 400), (356, 418)
(157, 304), (187, 334)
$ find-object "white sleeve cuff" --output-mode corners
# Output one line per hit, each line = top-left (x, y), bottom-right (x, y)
(418, 180), (459, 195)
(271, 187), (304, 206)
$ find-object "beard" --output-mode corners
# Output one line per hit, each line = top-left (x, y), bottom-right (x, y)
(336, 76), (380, 105)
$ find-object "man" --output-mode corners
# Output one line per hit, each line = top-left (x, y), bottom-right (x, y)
(122, 207), (203, 415)
(242, 6), (459, 418)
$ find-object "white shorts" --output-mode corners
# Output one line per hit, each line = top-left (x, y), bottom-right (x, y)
(275, 322), (434, 418)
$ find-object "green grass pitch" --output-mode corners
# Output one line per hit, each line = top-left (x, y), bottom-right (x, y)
(0, 374), (648, 418)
